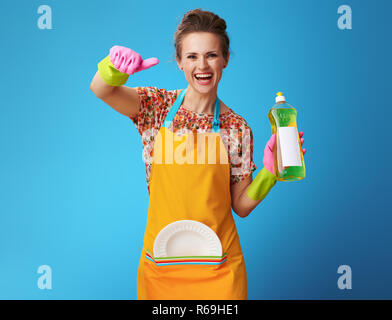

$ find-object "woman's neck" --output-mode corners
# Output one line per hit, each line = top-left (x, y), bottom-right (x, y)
(181, 86), (218, 115)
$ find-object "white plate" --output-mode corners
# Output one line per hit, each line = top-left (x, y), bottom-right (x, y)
(153, 220), (222, 258)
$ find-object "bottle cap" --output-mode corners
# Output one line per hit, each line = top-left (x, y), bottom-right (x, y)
(275, 92), (286, 103)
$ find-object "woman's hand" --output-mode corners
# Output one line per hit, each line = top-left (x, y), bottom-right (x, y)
(109, 45), (159, 75)
(263, 131), (307, 174)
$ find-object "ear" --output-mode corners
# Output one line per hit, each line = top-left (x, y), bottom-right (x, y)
(223, 52), (230, 69)
(176, 58), (183, 71)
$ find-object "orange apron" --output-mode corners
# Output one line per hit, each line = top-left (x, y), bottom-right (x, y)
(136, 88), (247, 300)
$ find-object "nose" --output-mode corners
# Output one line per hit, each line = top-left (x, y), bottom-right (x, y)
(198, 56), (208, 69)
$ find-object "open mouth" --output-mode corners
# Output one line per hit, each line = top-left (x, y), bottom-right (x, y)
(194, 73), (213, 81)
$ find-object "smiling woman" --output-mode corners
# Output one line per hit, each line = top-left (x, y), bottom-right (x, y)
(176, 32), (227, 106)
(174, 10), (229, 107)
(89, 8), (288, 300)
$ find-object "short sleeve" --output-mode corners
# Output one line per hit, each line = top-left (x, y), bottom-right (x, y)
(228, 123), (257, 185)
(130, 87), (177, 137)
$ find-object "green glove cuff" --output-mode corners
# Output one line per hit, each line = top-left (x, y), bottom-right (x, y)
(246, 167), (277, 201)
(97, 55), (130, 86)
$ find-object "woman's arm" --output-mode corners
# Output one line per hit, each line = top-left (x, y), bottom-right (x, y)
(90, 70), (116, 99)
(90, 46), (158, 118)
(90, 71), (141, 118)
(231, 132), (306, 218)
(231, 175), (260, 218)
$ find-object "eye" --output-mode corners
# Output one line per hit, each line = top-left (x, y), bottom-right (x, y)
(208, 53), (218, 58)
(187, 55), (196, 59)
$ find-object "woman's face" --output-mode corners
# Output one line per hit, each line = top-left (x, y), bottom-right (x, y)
(177, 32), (229, 95)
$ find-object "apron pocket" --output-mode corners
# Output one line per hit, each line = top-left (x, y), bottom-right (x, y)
(142, 250), (233, 300)
(145, 250), (227, 266)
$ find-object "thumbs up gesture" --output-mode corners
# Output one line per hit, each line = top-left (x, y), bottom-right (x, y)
(109, 45), (159, 75)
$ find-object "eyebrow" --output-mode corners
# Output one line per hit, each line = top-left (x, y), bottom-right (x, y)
(185, 51), (218, 55)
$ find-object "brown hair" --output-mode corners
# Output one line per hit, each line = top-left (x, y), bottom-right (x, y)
(174, 9), (230, 61)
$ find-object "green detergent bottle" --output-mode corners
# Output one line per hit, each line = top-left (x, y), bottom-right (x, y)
(268, 92), (306, 181)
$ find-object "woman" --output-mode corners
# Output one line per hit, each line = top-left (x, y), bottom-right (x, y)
(90, 9), (306, 300)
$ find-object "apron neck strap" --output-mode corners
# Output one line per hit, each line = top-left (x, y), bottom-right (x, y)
(212, 97), (221, 133)
(163, 88), (221, 133)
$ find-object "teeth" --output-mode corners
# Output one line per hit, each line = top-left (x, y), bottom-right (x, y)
(195, 74), (212, 79)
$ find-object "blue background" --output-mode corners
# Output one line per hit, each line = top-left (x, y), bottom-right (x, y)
(0, 0), (391, 299)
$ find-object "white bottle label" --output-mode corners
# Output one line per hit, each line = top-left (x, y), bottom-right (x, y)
(277, 127), (302, 167)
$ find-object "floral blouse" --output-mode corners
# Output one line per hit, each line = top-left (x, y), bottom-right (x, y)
(130, 87), (257, 194)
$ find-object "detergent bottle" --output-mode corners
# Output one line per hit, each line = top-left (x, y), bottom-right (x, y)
(268, 92), (306, 181)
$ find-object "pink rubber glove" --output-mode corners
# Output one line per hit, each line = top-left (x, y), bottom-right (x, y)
(263, 131), (307, 174)
(109, 45), (159, 75)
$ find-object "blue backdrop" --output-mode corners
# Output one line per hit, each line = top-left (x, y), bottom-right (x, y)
(0, 0), (391, 299)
